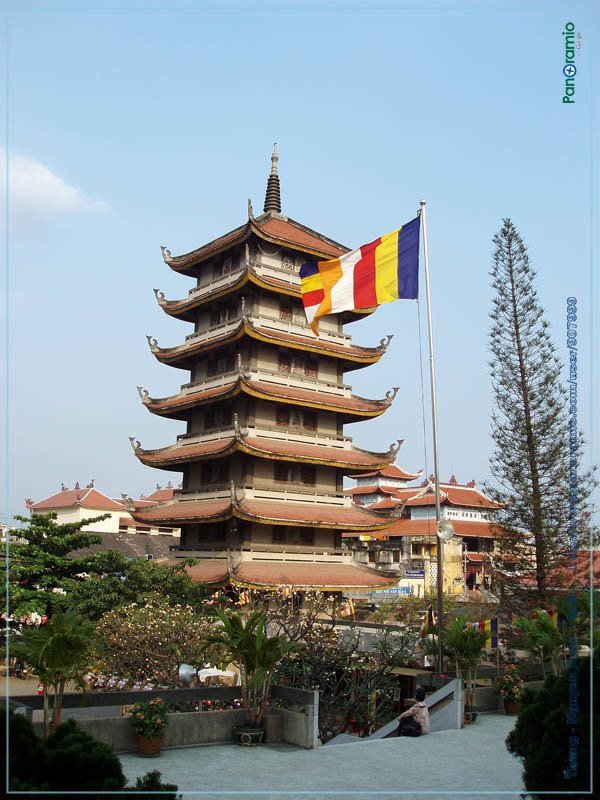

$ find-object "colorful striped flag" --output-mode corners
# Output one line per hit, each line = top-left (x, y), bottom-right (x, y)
(300, 216), (420, 335)
(420, 603), (436, 637)
(467, 618), (498, 648)
(339, 598), (355, 618)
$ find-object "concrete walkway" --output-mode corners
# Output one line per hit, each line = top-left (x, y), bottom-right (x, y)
(119, 712), (525, 799)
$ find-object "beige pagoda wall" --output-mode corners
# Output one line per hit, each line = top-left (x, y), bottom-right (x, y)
(38, 507), (121, 533)
(252, 460), (336, 493)
(248, 522), (335, 549)
(254, 346), (339, 385)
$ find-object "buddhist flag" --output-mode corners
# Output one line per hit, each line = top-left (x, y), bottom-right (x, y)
(339, 598), (355, 618)
(420, 604), (436, 637)
(468, 618), (498, 648)
(300, 216), (420, 335)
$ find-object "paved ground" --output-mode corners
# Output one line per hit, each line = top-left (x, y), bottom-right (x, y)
(119, 712), (525, 800)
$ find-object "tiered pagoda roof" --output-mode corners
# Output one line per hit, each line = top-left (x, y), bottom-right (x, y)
(138, 377), (397, 422)
(130, 147), (401, 590)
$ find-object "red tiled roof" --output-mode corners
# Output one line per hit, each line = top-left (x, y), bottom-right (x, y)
(351, 518), (500, 539)
(466, 552), (489, 563)
(545, 551), (600, 588)
(144, 378), (388, 420)
(163, 214), (348, 275)
(233, 561), (395, 590)
(367, 498), (400, 510)
(237, 499), (392, 529)
(344, 485), (401, 497)
(134, 435), (392, 471)
(178, 559), (230, 585)
(131, 494), (391, 530)
(258, 216), (347, 258)
(144, 488), (176, 503)
(29, 488), (124, 512)
(151, 320), (387, 368)
(404, 484), (501, 510)
(353, 465), (421, 480)
(130, 497), (232, 524)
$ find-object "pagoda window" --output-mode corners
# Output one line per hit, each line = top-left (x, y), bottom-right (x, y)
(276, 407), (290, 427)
(206, 354), (235, 377)
(279, 302), (292, 321)
(210, 301), (238, 327)
(201, 462), (229, 484)
(274, 463), (316, 485)
(212, 258), (232, 279)
(273, 526), (315, 546)
(204, 407), (232, 430)
(278, 354), (291, 373)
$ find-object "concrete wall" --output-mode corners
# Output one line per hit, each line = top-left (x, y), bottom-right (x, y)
(31, 706), (317, 752)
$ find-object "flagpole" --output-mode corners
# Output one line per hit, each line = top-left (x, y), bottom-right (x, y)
(420, 200), (444, 674)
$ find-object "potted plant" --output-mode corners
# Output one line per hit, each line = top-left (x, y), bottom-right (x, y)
(207, 609), (295, 745)
(129, 696), (170, 757)
(496, 665), (524, 714)
(443, 617), (488, 724)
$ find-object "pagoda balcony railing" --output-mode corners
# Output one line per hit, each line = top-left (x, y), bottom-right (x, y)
(253, 254), (301, 284)
(169, 543), (352, 563)
(245, 486), (352, 507)
(247, 367), (351, 397)
(177, 485), (350, 506)
(181, 369), (239, 394)
(187, 263), (244, 300)
(184, 317), (240, 344)
(175, 425), (353, 450)
(256, 310), (351, 346)
(180, 368), (351, 399)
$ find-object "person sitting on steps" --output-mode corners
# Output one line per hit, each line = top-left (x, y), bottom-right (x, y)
(397, 685), (430, 735)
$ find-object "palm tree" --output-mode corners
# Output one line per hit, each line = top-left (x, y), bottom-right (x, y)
(513, 613), (563, 677)
(443, 617), (488, 708)
(12, 606), (93, 738)
(207, 609), (296, 726)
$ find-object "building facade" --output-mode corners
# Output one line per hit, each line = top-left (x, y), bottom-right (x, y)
(344, 472), (502, 598)
(129, 148), (401, 594)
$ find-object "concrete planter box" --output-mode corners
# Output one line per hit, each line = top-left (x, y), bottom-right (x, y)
(32, 705), (317, 751)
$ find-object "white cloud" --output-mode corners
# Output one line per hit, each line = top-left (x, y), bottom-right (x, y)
(0, 148), (110, 224)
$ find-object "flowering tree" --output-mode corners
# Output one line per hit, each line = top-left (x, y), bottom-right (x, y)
(93, 595), (219, 684)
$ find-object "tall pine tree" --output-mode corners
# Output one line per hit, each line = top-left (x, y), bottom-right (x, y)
(486, 219), (595, 607)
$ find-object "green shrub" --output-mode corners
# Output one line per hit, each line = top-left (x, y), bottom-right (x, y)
(44, 718), (126, 793)
(2, 708), (179, 798)
(506, 653), (598, 797)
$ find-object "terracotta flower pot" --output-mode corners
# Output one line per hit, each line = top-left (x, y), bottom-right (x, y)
(136, 734), (163, 757)
(503, 699), (521, 716)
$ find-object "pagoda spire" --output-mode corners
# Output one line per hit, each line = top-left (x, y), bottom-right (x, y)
(263, 143), (281, 213)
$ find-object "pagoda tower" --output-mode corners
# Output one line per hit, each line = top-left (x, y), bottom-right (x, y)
(130, 147), (402, 593)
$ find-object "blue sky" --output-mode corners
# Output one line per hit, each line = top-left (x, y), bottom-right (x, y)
(1, 0), (598, 523)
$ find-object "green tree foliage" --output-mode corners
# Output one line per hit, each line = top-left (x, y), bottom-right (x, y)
(12, 606), (94, 738)
(276, 625), (416, 742)
(71, 556), (209, 620)
(207, 609), (297, 725)
(442, 617), (488, 707)
(511, 612), (563, 677)
(8, 512), (119, 618)
(2, 710), (180, 798)
(506, 654), (598, 797)
(486, 219), (595, 606)
(94, 595), (218, 684)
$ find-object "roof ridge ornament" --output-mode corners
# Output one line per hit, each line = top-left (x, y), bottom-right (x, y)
(385, 387), (400, 403)
(160, 246), (172, 262)
(146, 335), (159, 351)
(248, 198), (255, 220)
(153, 288), (166, 305)
(380, 334), (394, 349)
(263, 142), (282, 213)
(128, 436), (142, 453)
(137, 386), (150, 402)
